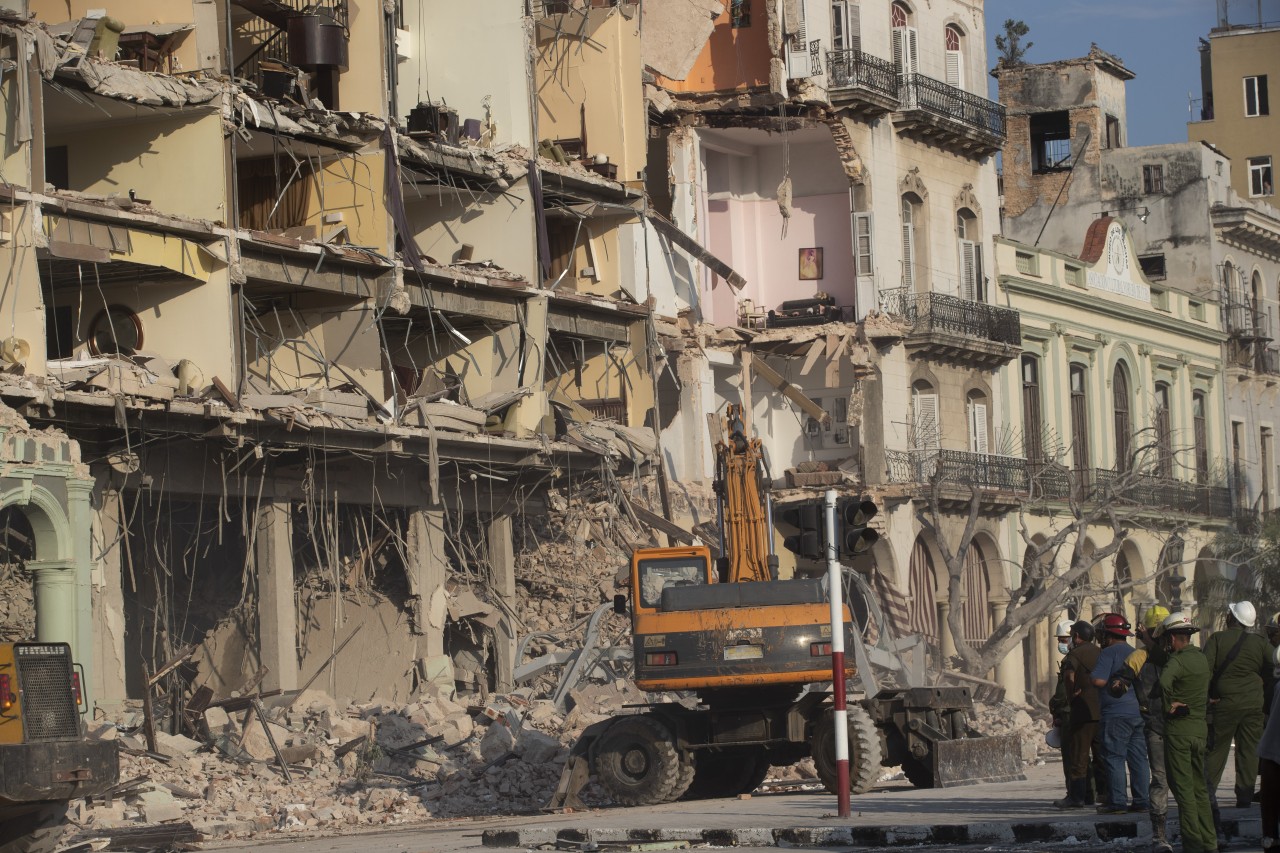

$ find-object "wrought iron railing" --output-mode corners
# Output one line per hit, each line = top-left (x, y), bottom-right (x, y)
(1031, 466), (1232, 517)
(1225, 299), (1272, 340)
(234, 0), (349, 85)
(825, 50), (899, 101)
(885, 449), (1029, 492)
(879, 288), (1021, 346)
(898, 73), (1007, 140)
(1259, 346), (1280, 375)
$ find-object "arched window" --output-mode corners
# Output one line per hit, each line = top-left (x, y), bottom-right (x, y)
(1022, 355), (1043, 462)
(956, 208), (983, 301)
(1070, 364), (1089, 471)
(1253, 270), (1267, 338)
(1193, 391), (1209, 483)
(968, 390), (989, 455)
(902, 194), (922, 290)
(908, 536), (938, 642)
(962, 542), (990, 646)
(944, 24), (964, 89)
(891, 2), (918, 75)
(1225, 261), (1249, 334)
(1113, 363), (1132, 471)
(912, 380), (939, 450)
(1155, 382), (1173, 478)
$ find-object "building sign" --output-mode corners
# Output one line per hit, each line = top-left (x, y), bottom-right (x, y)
(1087, 222), (1151, 303)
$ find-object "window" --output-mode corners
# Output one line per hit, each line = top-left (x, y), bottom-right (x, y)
(1263, 427), (1273, 513)
(45, 146), (69, 191)
(831, 0), (859, 52)
(1064, 263), (1085, 287)
(891, 2), (918, 75)
(1070, 365), (1090, 472)
(944, 25), (964, 89)
(1113, 364), (1132, 471)
(88, 306), (144, 356)
(1143, 165), (1164, 194)
(1155, 382), (1173, 478)
(730, 0), (750, 27)
(901, 195), (920, 289)
(1249, 156), (1273, 197)
(957, 209), (983, 302)
(912, 382), (939, 450)
(968, 391), (989, 455)
(854, 212), (873, 277)
(1105, 114), (1121, 149)
(1245, 75), (1270, 117)
(1193, 391), (1209, 483)
(1151, 288), (1170, 311)
(1190, 300), (1205, 321)
(1015, 251), (1039, 276)
(1139, 254), (1166, 281)
(962, 542), (990, 645)
(1030, 111), (1071, 173)
(638, 556), (708, 608)
(1022, 356), (1043, 462)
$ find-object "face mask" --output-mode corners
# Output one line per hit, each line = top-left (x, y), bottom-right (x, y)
(1058, 642), (1071, 654)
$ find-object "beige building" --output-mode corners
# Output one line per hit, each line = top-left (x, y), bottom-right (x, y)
(1189, 5), (1280, 202)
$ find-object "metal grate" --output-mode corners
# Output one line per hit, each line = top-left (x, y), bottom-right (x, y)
(16, 644), (80, 742)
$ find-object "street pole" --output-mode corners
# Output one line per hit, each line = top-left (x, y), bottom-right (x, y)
(825, 488), (851, 817)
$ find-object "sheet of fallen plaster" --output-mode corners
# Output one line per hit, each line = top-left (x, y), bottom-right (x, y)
(640, 0), (721, 81)
(44, 106), (226, 222)
(0, 70), (30, 183)
(306, 151), (390, 252)
(316, 301), (384, 403)
(400, 0), (533, 149)
(29, 0), (203, 72)
(297, 595), (419, 703)
(337, 0), (386, 116)
(544, 328), (653, 428)
(407, 182), (538, 282)
(653, 1), (770, 92)
(434, 323), (524, 402)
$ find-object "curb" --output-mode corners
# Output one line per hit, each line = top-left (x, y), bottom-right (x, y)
(481, 816), (1263, 848)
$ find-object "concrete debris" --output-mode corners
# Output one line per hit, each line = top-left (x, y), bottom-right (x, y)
(640, 0), (722, 81)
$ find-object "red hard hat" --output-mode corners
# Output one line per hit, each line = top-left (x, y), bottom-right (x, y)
(1102, 613), (1132, 637)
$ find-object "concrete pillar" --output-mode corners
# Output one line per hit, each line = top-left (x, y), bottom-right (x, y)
(406, 508), (450, 654)
(255, 499), (297, 691)
(487, 514), (517, 691)
(32, 563), (75, 647)
(937, 602), (957, 660)
(91, 487), (128, 706)
(990, 602), (1022, 700)
(67, 477), (96, 701)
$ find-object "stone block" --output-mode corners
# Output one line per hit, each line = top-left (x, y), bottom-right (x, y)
(154, 731), (202, 758)
(479, 721), (515, 762)
(515, 728), (562, 765)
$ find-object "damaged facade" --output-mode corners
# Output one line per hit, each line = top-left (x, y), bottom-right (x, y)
(0, 0), (664, 715)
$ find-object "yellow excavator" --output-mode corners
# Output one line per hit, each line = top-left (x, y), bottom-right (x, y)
(557, 405), (1024, 806)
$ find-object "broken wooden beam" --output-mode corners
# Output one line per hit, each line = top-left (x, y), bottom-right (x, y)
(748, 356), (831, 427)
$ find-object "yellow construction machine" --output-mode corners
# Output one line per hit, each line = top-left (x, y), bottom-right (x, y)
(556, 406), (1024, 806)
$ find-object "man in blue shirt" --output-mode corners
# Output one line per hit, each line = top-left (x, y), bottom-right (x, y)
(1092, 612), (1150, 815)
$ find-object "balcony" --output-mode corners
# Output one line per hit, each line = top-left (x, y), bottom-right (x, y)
(879, 288), (1021, 366)
(1033, 467), (1233, 518)
(1258, 346), (1280, 375)
(825, 50), (899, 116)
(1225, 300), (1271, 341)
(886, 449), (1028, 511)
(892, 74), (1006, 158)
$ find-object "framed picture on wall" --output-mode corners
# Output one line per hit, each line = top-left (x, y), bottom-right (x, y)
(799, 247), (823, 280)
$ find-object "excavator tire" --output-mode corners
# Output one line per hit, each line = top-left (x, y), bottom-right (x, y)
(0, 803), (68, 853)
(812, 704), (883, 795)
(590, 715), (684, 806)
(681, 749), (769, 800)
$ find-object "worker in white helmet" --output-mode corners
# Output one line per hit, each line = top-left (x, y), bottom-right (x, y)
(1203, 600), (1275, 840)
(1049, 618), (1078, 801)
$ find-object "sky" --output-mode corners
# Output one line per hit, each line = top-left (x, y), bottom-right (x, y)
(983, 0), (1238, 147)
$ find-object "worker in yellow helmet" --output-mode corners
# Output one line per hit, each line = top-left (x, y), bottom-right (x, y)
(1107, 605), (1172, 852)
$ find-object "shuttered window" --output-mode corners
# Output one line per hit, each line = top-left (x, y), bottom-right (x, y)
(908, 537), (938, 642)
(944, 25), (963, 89)
(893, 25), (919, 75)
(1155, 382), (1173, 478)
(831, 1), (860, 52)
(1022, 356), (1043, 462)
(1193, 391), (1209, 483)
(962, 543), (989, 647)
(901, 197), (916, 289)
(969, 398), (989, 455)
(854, 212), (874, 277)
(914, 389), (939, 450)
(1070, 365), (1090, 472)
(1113, 364), (1132, 471)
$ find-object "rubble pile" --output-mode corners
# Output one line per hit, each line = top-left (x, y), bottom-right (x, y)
(971, 700), (1048, 763)
(0, 562), (34, 642)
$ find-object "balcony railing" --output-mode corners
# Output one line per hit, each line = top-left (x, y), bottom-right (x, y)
(1225, 300), (1271, 340)
(897, 73), (1007, 140)
(879, 288), (1022, 346)
(1259, 346), (1280, 375)
(886, 448), (1029, 492)
(1032, 466), (1233, 517)
(825, 49), (899, 102)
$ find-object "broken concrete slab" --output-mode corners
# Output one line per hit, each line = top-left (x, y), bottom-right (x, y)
(640, 0), (722, 81)
(154, 731), (203, 758)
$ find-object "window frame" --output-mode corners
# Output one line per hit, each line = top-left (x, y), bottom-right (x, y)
(1021, 355), (1043, 462)
(1070, 364), (1090, 472)
(1142, 164), (1164, 195)
(1245, 74), (1270, 118)
(1249, 155), (1273, 197)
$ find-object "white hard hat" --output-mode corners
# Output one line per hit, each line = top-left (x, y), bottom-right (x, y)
(1045, 727), (1062, 749)
(1229, 601), (1258, 627)
(1055, 620), (1073, 638)
(1162, 612), (1199, 633)
(1275, 645), (1280, 667)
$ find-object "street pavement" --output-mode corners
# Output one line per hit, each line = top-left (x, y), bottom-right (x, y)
(206, 756), (1262, 853)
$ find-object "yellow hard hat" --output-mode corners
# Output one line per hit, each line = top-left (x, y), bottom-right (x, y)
(1143, 605), (1171, 630)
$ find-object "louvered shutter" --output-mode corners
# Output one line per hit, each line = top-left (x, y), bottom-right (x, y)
(892, 27), (904, 73)
(960, 239), (977, 301)
(970, 401), (989, 455)
(905, 27), (919, 75)
(786, 0), (810, 79)
(855, 211), (874, 320)
(915, 392), (939, 450)
(848, 3), (860, 52)
(901, 219), (915, 289)
(945, 49), (962, 88)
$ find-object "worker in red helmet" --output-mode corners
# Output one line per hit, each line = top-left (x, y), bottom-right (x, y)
(1092, 612), (1149, 815)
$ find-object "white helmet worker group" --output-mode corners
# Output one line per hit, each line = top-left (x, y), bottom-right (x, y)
(1052, 600), (1263, 647)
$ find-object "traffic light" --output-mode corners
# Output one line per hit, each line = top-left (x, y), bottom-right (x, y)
(779, 502), (824, 560)
(837, 497), (879, 559)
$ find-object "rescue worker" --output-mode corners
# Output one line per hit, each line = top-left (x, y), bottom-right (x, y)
(1259, 644), (1280, 853)
(1203, 601), (1275, 816)
(1050, 618), (1077, 799)
(1159, 612), (1217, 853)
(1266, 612), (1280, 651)
(1092, 612), (1149, 814)
(1056, 620), (1102, 808)
(1111, 605), (1173, 852)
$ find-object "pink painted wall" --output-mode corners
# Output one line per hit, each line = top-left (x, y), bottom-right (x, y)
(704, 193), (855, 327)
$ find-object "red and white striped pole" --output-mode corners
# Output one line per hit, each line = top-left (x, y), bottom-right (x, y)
(825, 489), (850, 818)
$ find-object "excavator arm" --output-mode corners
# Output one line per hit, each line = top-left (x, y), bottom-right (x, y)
(712, 404), (777, 584)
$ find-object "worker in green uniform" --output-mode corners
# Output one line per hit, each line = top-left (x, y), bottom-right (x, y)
(1050, 619), (1078, 800)
(1159, 612), (1217, 853)
(1203, 601), (1275, 819)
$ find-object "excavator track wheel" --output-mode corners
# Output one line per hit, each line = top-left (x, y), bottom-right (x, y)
(590, 715), (684, 806)
(0, 803), (68, 853)
(812, 704), (884, 795)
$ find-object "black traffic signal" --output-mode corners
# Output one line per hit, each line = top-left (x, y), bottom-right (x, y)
(837, 497), (879, 558)
(779, 502), (823, 560)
